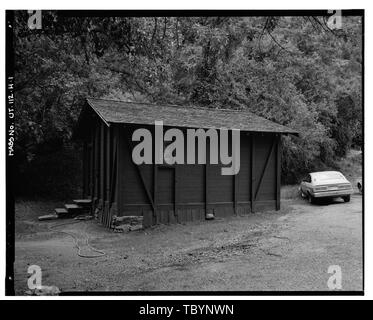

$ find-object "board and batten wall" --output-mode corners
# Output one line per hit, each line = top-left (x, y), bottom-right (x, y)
(83, 122), (282, 228)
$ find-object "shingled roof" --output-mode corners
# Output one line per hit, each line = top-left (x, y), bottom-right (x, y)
(81, 98), (298, 135)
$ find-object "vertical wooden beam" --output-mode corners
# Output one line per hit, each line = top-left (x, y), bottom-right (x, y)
(82, 140), (87, 198)
(234, 173), (238, 215)
(104, 127), (111, 227)
(205, 140), (210, 217)
(94, 124), (100, 202)
(100, 123), (105, 223)
(117, 125), (125, 216)
(100, 123), (105, 202)
(233, 133), (239, 215)
(205, 163), (209, 216)
(276, 134), (281, 210)
(153, 163), (158, 222)
(152, 125), (158, 224)
(174, 166), (178, 217)
(107, 127), (118, 228)
(106, 127), (111, 201)
(89, 130), (95, 199)
(250, 134), (255, 213)
(114, 125), (121, 213)
(110, 126), (118, 205)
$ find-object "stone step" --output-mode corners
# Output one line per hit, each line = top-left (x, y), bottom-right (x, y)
(64, 204), (83, 212)
(73, 199), (92, 207)
(54, 208), (69, 216)
(38, 214), (58, 221)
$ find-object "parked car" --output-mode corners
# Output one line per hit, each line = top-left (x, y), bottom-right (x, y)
(299, 171), (353, 204)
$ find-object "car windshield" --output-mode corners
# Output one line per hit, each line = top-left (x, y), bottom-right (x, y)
(313, 172), (344, 181)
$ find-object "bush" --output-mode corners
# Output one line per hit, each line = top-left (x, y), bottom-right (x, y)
(14, 144), (82, 200)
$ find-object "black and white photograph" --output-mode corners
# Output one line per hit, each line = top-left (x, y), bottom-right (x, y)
(5, 8), (364, 297)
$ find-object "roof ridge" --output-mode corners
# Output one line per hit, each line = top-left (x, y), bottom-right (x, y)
(87, 97), (256, 115)
(84, 97), (298, 135)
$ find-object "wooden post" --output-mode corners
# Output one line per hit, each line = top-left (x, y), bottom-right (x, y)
(250, 134), (255, 213)
(153, 163), (158, 223)
(107, 127), (118, 228)
(82, 141), (87, 198)
(152, 125), (158, 224)
(109, 126), (118, 205)
(89, 130), (95, 199)
(94, 124), (100, 203)
(100, 123), (105, 201)
(114, 125), (121, 215)
(100, 123), (105, 223)
(117, 126), (125, 216)
(205, 140), (211, 217)
(106, 128), (111, 202)
(104, 127), (111, 227)
(174, 165), (178, 218)
(276, 135), (281, 210)
(234, 173), (238, 215)
(233, 132), (239, 215)
(205, 163), (209, 216)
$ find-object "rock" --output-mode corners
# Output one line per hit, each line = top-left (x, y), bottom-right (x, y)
(112, 215), (143, 226)
(205, 213), (215, 220)
(26, 285), (60, 296)
(38, 214), (58, 221)
(74, 215), (93, 221)
(113, 225), (130, 233)
(129, 225), (143, 232)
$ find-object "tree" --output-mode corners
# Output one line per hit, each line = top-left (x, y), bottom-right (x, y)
(13, 12), (363, 195)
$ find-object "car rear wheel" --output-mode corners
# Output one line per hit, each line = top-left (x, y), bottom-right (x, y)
(357, 182), (362, 193)
(343, 195), (350, 202)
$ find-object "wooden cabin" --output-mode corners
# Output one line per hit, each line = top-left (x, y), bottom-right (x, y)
(75, 98), (298, 228)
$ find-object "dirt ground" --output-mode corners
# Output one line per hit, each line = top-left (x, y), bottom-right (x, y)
(14, 192), (363, 294)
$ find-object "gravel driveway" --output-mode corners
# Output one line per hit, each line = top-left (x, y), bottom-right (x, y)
(14, 195), (363, 294)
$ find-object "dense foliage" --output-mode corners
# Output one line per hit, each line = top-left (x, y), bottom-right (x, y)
(14, 12), (362, 197)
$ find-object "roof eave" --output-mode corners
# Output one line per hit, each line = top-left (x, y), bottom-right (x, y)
(86, 98), (111, 127)
(95, 119), (299, 136)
